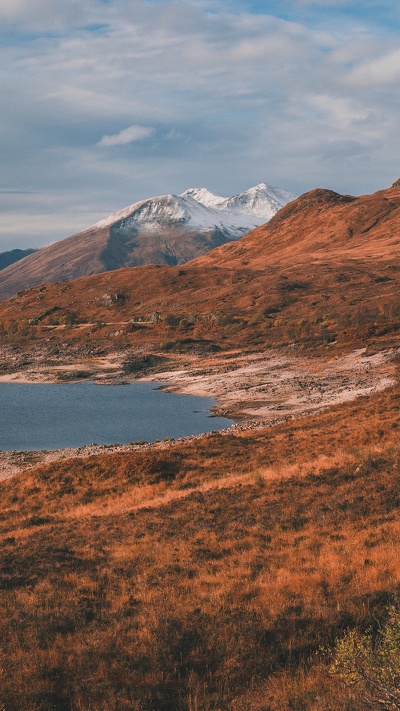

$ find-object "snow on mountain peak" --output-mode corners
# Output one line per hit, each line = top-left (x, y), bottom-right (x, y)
(182, 183), (296, 217)
(225, 183), (297, 218)
(180, 188), (226, 209)
(92, 182), (297, 234)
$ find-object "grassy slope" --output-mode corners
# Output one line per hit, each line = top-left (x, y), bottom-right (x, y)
(1, 184), (400, 709)
(1, 380), (400, 710)
(1, 186), (400, 359)
(0, 258), (400, 362)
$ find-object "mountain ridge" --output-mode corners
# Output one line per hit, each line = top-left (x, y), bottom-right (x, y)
(193, 184), (400, 269)
(0, 182), (296, 301)
(1, 182), (400, 359)
(1, 181), (400, 711)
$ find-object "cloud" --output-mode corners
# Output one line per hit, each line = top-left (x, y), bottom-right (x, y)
(309, 94), (371, 129)
(1, 0), (400, 251)
(344, 48), (400, 87)
(0, 189), (36, 195)
(97, 125), (156, 147)
(294, 1), (355, 6)
(321, 139), (370, 160)
(0, 0), (89, 31)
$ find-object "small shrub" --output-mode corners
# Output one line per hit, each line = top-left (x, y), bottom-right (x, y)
(331, 600), (400, 709)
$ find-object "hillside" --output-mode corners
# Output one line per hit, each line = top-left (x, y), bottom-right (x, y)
(0, 378), (399, 709)
(0, 183), (295, 301)
(196, 182), (400, 268)
(0, 182), (400, 368)
(1, 181), (400, 710)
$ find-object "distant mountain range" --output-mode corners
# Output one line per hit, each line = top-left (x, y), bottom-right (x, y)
(92, 183), (296, 239)
(0, 183), (296, 300)
(0, 248), (37, 272)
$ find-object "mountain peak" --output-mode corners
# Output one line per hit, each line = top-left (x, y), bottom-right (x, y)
(225, 183), (297, 218)
(0, 180), (297, 300)
(246, 182), (269, 191)
(180, 188), (226, 209)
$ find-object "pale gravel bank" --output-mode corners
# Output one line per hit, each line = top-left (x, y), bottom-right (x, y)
(0, 347), (398, 480)
(145, 347), (398, 421)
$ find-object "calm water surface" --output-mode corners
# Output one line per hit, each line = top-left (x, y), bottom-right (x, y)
(0, 381), (234, 452)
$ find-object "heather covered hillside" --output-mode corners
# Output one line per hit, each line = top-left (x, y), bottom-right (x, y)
(1, 181), (400, 710)
(0, 183), (400, 361)
(0, 382), (400, 709)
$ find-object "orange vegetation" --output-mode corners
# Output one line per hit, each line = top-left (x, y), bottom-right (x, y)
(1, 184), (400, 358)
(1, 383), (400, 709)
(198, 184), (400, 268)
(1, 182), (400, 709)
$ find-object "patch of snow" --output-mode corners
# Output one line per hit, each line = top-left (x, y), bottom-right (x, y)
(90, 182), (298, 237)
(92, 198), (151, 230)
(224, 183), (297, 218)
(180, 187), (227, 209)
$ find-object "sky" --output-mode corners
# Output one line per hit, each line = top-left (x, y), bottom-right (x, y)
(1, 0), (400, 251)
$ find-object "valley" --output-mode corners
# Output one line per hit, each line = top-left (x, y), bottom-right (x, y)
(1, 182), (400, 710)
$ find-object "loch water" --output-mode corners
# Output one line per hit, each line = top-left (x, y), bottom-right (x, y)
(0, 381), (234, 452)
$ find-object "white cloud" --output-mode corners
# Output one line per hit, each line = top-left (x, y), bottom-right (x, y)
(1, 0), (400, 250)
(344, 47), (400, 87)
(0, 0), (88, 31)
(309, 94), (371, 128)
(97, 125), (155, 147)
(295, 0), (354, 6)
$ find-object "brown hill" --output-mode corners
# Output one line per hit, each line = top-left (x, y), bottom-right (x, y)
(0, 223), (239, 302)
(1, 378), (400, 709)
(0, 184), (295, 302)
(1, 184), (400, 709)
(196, 183), (400, 268)
(1, 182), (400, 358)
(0, 225), (111, 301)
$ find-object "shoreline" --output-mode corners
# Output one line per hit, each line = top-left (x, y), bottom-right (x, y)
(0, 421), (252, 482)
(0, 345), (398, 480)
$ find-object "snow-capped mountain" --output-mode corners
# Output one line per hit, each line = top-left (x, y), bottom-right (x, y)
(182, 183), (296, 218)
(180, 188), (227, 209)
(0, 183), (297, 301)
(94, 183), (297, 239)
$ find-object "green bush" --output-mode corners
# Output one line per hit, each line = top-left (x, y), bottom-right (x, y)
(331, 600), (400, 709)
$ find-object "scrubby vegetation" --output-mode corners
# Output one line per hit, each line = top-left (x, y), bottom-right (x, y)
(331, 600), (400, 709)
(1, 384), (400, 709)
(1, 257), (400, 358)
(1, 184), (400, 708)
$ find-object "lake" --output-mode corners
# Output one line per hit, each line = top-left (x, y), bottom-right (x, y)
(0, 381), (234, 452)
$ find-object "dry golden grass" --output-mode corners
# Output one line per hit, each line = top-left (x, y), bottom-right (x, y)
(2, 182), (400, 710)
(0, 383), (400, 709)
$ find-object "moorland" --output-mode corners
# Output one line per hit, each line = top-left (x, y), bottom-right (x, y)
(1, 183), (400, 709)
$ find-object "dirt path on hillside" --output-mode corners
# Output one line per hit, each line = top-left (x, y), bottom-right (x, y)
(16, 447), (371, 532)
(65, 445), (370, 522)
(0, 346), (397, 480)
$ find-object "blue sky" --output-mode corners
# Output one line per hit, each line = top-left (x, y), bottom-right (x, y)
(1, 0), (400, 250)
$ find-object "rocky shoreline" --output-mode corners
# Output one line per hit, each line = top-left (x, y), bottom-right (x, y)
(0, 345), (398, 479)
